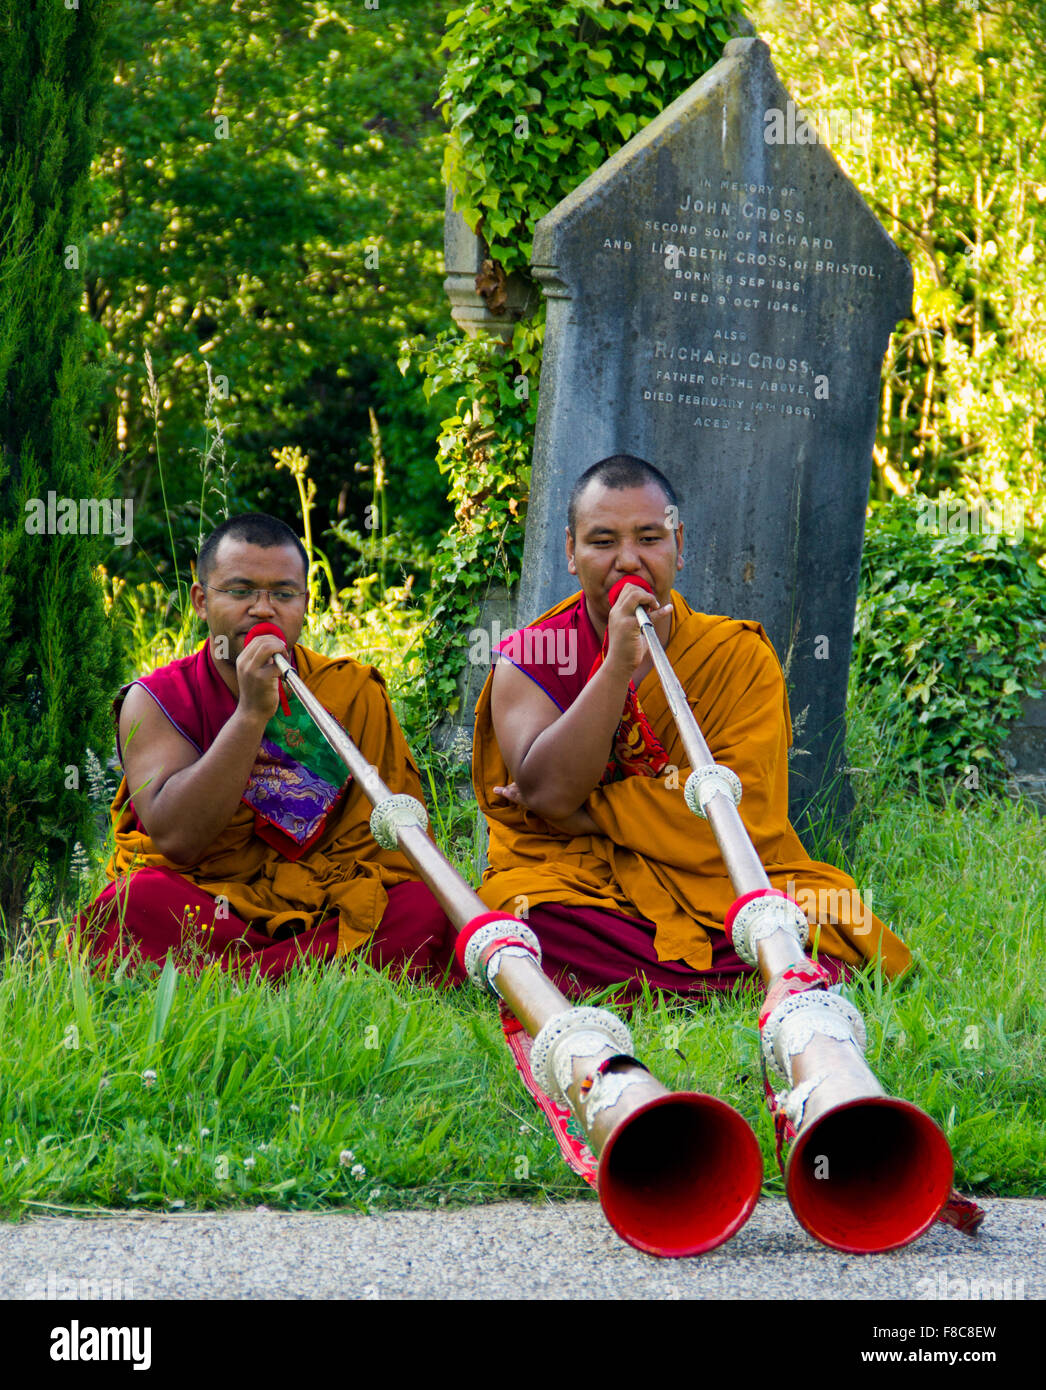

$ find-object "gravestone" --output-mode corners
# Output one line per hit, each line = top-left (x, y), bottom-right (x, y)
(443, 185), (537, 341)
(434, 191), (528, 757)
(519, 36), (913, 837)
(1002, 662), (1046, 812)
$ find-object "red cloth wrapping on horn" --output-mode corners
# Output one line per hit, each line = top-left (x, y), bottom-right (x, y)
(454, 909), (529, 976)
(244, 621), (292, 715)
(586, 574), (670, 782)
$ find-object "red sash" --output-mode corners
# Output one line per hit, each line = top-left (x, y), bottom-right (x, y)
(496, 594), (669, 783)
(586, 633), (670, 783)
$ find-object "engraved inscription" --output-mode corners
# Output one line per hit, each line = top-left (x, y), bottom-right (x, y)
(592, 183), (881, 431)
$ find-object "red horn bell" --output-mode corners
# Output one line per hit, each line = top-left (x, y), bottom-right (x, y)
(786, 1094), (954, 1254)
(598, 1088), (764, 1257)
(457, 915), (764, 1258)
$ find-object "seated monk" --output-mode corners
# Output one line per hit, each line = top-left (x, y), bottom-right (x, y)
(77, 512), (464, 985)
(471, 454), (910, 1004)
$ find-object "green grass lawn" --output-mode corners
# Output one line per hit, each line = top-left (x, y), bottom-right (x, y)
(2, 759), (1043, 1219)
(3, 585), (1044, 1218)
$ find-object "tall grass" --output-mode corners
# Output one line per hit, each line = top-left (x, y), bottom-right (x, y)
(8, 412), (1043, 1216)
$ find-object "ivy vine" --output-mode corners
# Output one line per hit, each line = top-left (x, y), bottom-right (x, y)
(401, 0), (745, 727)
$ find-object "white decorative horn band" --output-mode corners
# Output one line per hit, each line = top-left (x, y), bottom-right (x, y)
(730, 895), (810, 968)
(369, 794), (429, 849)
(761, 990), (868, 1090)
(582, 1062), (652, 1127)
(776, 1071), (833, 1132)
(462, 919), (542, 995)
(531, 1007), (634, 1106)
(684, 763), (743, 818)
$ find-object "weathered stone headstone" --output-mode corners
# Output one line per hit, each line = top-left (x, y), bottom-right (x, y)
(443, 186), (536, 341)
(1002, 662), (1046, 812)
(435, 191), (527, 755)
(520, 36), (913, 837)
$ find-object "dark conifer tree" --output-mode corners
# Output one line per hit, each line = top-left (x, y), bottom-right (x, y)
(0, 0), (122, 948)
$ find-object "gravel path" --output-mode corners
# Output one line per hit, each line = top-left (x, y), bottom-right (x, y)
(1, 1197), (1041, 1301)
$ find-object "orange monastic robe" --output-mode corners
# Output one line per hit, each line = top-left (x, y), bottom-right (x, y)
(472, 589), (910, 978)
(105, 641), (428, 957)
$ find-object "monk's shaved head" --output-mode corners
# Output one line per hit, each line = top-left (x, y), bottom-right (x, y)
(567, 455), (678, 536)
(197, 512), (308, 586)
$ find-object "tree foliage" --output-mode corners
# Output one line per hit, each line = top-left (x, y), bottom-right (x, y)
(86, 0), (457, 587)
(0, 0), (123, 944)
(751, 0), (1046, 545)
(439, 0), (744, 273)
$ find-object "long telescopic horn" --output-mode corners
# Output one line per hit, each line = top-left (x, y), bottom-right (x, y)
(248, 623), (763, 1256)
(614, 577), (955, 1253)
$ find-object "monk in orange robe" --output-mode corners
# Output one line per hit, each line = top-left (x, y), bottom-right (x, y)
(471, 455), (909, 1002)
(78, 512), (462, 984)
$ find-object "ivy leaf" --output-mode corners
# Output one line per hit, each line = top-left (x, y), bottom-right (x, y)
(604, 73), (635, 99)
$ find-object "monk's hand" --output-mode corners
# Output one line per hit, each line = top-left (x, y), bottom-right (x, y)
(492, 781), (527, 807)
(495, 782), (596, 837)
(236, 633), (287, 721)
(547, 804), (599, 837)
(604, 584), (671, 678)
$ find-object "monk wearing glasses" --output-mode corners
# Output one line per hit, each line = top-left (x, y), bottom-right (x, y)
(80, 512), (461, 984)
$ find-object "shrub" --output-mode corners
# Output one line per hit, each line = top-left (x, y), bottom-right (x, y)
(855, 497), (1046, 789)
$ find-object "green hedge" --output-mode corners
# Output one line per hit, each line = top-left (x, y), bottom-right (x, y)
(855, 497), (1046, 789)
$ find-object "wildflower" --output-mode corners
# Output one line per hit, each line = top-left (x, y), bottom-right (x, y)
(70, 842), (90, 878)
(258, 1142), (269, 1152)
(170, 1199), (185, 1209)
(339, 1149), (355, 1167)
(244, 1156), (256, 1169)
(85, 749), (114, 807)
(290, 1104), (300, 1114)
(200, 1127), (211, 1138)
(351, 1164), (366, 1180)
(142, 1069), (157, 1087)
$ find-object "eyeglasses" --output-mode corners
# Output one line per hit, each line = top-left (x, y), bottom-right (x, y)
(203, 585), (308, 604)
